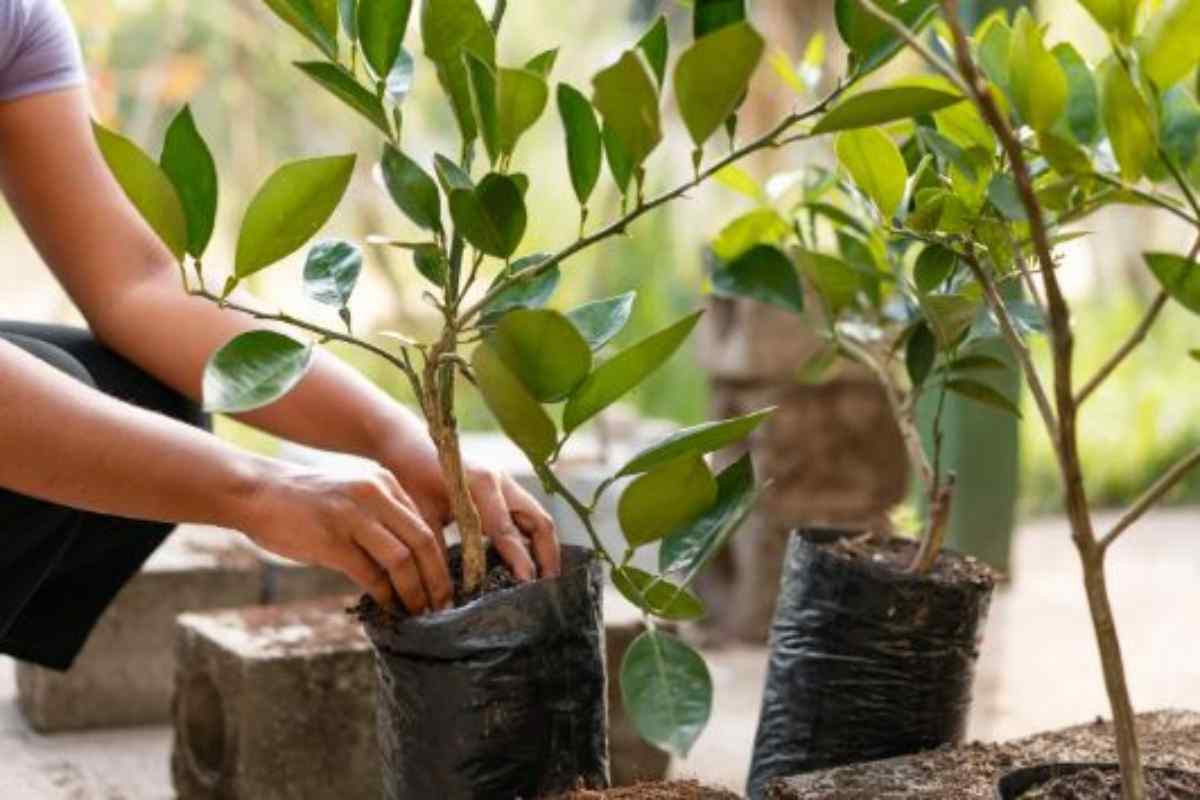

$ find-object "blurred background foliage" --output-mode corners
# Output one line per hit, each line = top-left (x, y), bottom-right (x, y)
(3, 0), (1197, 515)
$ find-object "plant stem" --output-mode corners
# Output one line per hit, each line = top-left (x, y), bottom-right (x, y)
(1101, 445), (1200, 550)
(1075, 291), (1168, 406)
(909, 474), (955, 575)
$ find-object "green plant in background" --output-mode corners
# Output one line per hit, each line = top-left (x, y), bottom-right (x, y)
(710, 0), (1200, 795)
(91, 0), (863, 756)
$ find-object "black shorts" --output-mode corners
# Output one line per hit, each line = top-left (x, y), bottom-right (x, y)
(0, 322), (208, 670)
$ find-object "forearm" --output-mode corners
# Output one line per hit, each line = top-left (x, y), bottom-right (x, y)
(0, 337), (265, 526)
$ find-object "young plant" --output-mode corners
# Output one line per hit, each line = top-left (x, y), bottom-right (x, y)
(715, 0), (1200, 795)
(92, 0), (860, 755)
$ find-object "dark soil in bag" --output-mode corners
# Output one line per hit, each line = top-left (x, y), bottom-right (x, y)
(997, 763), (1200, 799)
(357, 544), (609, 800)
(747, 528), (996, 798)
(550, 779), (741, 799)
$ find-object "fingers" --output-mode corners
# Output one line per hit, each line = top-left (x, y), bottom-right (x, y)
(501, 475), (561, 579)
(472, 473), (537, 582)
(335, 543), (396, 611)
(356, 476), (453, 612)
(354, 520), (428, 614)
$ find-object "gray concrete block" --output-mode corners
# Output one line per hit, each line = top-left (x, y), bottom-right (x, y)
(16, 526), (263, 733)
(171, 598), (377, 800)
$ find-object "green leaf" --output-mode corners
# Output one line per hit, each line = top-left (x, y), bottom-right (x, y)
(422, 0), (495, 142)
(203, 331), (314, 414)
(412, 243), (447, 287)
(563, 311), (703, 433)
(675, 22), (766, 148)
(1076, 0), (1143, 42)
(1162, 86), (1200, 170)
(1009, 9), (1066, 132)
(922, 293), (978, 350)
(567, 292), (636, 351)
(619, 411), (771, 478)
(799, 250), (862, 316)
(603, 124), (635, 195)
(303, 239), (362, 307)
(160, 106), (218, 260)
(906, 321), (936, 387)
(481, 253), (560, 323)
(449, 173), (527, 259)
(934, 100), (996, 153)
(471, 342), (558, 464)
(496, 67), (550, 158)
(557, 84), (604, 207)
(339, 0), (357, 36)
(380, 145), (441, 232)
(621, 631), (713, 758)
(712, 244), (804, 314)
(638, 15), (670, 88)
(711, 209), (790, 262)
(836, 128), (907, 219)
(714, 164), (766, 203)
(1146, 251), (1200, 313)
(357, 0), (413, 81)
(1038, 131), (1092, 176)
(987, 173), (1028, 221)
(945, 378), (1023, 417)
(1099, 57), (1159, 181)
(263, 0), (338, 59)
(612, 567), (706, 621)
(93, 122), (188, 262)
(1053, 43), (1101, 144)
(486, 309), (592, 402)
(295, 62), (391, 136)
(946, 353), (1011, 373)
(619, 454), (717, 547)
(592, 51), (662, 167)
(1138, 0), (1200, 90)
(976, 15), (1012, 96)
(694, 0), (745, 37)
(525, 48), (559, 78)
(914, 244), (957, 293)
(465, 53), (501, 163)
(434, 153), (474, 193)
(235, 155), (356, 278)
(916, 127), (977, 182)
(834, 0), (938, 76)
(659, 454), (759, 580)
(813, 86), (964, 134)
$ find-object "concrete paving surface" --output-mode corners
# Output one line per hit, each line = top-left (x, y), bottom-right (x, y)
(2, 509), (1198, 797)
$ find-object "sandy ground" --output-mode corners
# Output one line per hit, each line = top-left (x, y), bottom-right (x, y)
(2, 509), (1198, 798)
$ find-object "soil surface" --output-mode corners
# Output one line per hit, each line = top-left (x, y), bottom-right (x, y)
(819, 532), (998, 588)
(351, 544), (521, 626)
(767, 711), (1200, 799)
(1019, 766), (1200, 799)
(549, 779), (741, 799)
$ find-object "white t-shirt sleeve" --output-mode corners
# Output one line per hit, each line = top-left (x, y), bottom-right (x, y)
(0, 0), (87, 103)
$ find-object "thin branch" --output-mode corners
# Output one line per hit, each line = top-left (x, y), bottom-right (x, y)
(489, 0), (508, 33)
(854, 0), (972, 95)
(1101, 446), (1200, 551)
(458, 83), (851, 326)
(1162, 148), (1200, 223)
(1088, 174), (1200, 228)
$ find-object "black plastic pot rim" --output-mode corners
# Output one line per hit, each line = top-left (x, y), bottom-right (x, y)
(994, 761), (1200, 799)
(791, 526), (994, 591)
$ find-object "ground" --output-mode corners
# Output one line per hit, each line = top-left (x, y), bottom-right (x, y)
(1, 509), (1198, 798)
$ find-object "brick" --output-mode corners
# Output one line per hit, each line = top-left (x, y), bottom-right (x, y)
(16, 526), (263, 732)
(171, 597), (377, 800)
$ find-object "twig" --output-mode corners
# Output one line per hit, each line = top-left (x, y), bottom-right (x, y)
(489, 0), (508, 33)
(1101, 446), (1200, 551)
(853, 0), (972, 95)
(1076, 291), (1168, 406)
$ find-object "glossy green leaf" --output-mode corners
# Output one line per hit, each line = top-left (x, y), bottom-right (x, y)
(203, 331), (314, 414)
(834, 0), (939, 75)
(496, 67), (550, 158)
(612, 567), (706, 621)
(567, 292), (636, 351)
(449, 173), (527, 259)
(160, 106), (217, 260)
(93, 122), (188, 262)
(906, 321), (936, 388)
(421, 0), (495, 142)
(1076, 0), (1143, 42)
(264, 0), (338, 59)
(592, 51), (662, 167)
(987, 173), (1028, 221)
(712, 244), (804, 314)
(1009, 9), (1066, 132)
(1039, 131), (1092, 176)
(714, 164), (766, 203)
(638, 15), (670, 87)
(1162, 86), (1200, 170)
(235, 155), (355, 278)
(659, 454), (759, 581)
(486, 309), (592, 402)
(914, 244), (957, 293)
(694, 0), (744, 37)
(1146, 251), (1200, 313)
(465, 53), (501, 163)
(380, 145), (441, 232)
(946, 378), (1023, 417)
(923, 293), (978, 350)
(1099, 57), (1159, 181)
(620, 411), (771, 478)
(563, 311), (703, 433)
(434, 152), (474, 193)
(557, 84), (604, 206)
(946, 353), (1011, 373)
(814, 86), (964, 134)
(675, 22), (765, 148)
(357, 0), (412, 81)
(799, 250), (861, 316)
(1052, 44), (1101, 144)
(621, 631), (713, 758)
(339, 0), (357, 36)
(976, 15), (1012, 95)
(836, 128), (907, 219)
(619, 454), (717, 547)
(481, 253), (560, 323)
(525, 48), (559, 78)
(412, 243), (447, 287)
(1138, 0), (1200, 89)
(295, 62), (391, 135)
(303, 239), (362, 307)
(603, 124), (635, 194)
(471, 342), (558, 464)
(712, 209), (790, 262)
(934, 100), (996, 153)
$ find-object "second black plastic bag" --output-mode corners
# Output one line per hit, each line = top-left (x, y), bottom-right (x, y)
(361, 544), (609, 800)
(748, 529), (995, 799)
